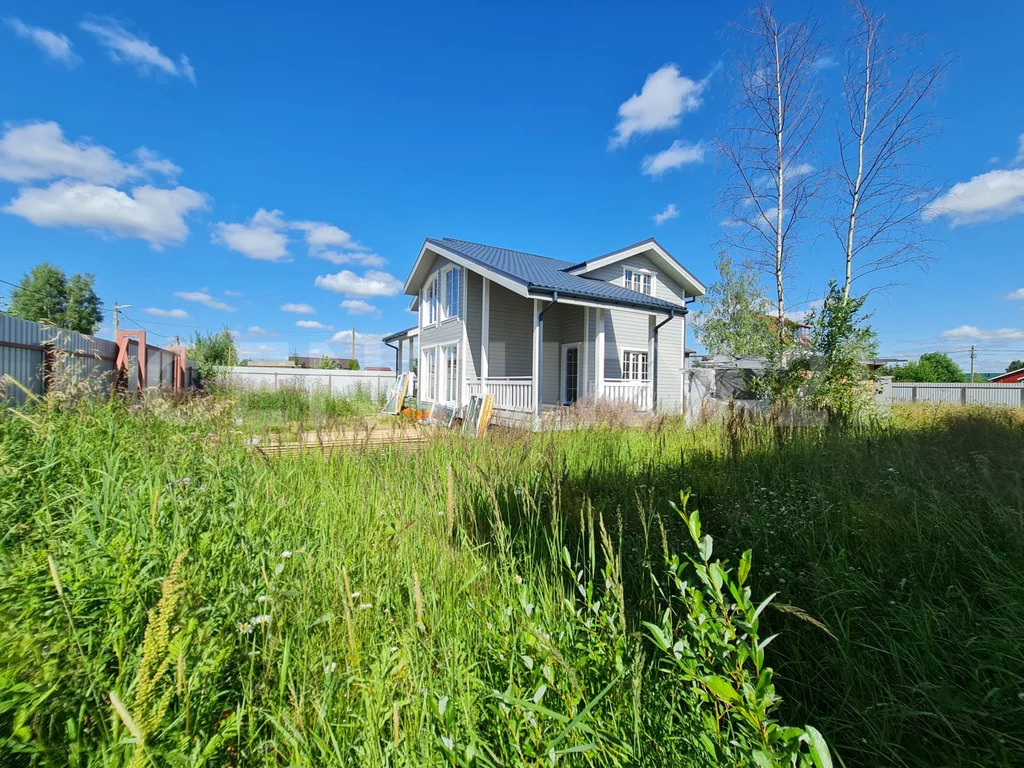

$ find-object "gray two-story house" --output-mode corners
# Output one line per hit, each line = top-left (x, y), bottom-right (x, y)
(383, 237), (705, 420)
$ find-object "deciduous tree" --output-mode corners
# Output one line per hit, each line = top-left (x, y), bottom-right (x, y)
(8, 262), (103, 334)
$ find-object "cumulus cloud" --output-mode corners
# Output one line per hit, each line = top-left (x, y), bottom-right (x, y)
(296, 320), (333, 330)
(939, 325), (1024, 342)
(0, 122), (180, 186)
(213, 208), (291, 262)
(6, 18), (79, 66)
(247, 325), (270, 334)
(292, 220), (387, 267)
(314, 269), (403, 298)
(281, 302), (315, 314)
(641, 140), (705, 176)
(314, 250), (387, 267)
(224, 289), (243, 297)
(143, 307), (188, 318)
(924, 163), (1024, 226)
(173, 291), (235, 311)
(1013, 133), (1024, 167)
(4, 180), (206, 247)
(652, 203), (679, 226)
(610, 64), (708, 148)
(1006, 288), (1024, 300)
(79, 17), (195, 83)
(340, 299), (378, 315)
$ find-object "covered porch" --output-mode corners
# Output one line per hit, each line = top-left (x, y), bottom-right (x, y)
(465, 280), (677, 415)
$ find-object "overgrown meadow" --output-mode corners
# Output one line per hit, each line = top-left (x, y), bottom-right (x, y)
(1, 393), (1021, 767)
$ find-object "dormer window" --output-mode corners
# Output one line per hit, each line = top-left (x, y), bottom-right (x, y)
(624, 267), (653, 295)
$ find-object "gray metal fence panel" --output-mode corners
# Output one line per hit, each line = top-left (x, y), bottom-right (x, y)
(216, 366), (395, 399)
(1, 315), (195, 404)
(885, 382), (1024, 407)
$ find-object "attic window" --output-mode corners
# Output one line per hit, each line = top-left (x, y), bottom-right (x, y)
(624, 268), (653, 295)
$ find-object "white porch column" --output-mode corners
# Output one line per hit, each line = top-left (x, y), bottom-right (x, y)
(595, 308), (605, 398)
(398, 339), (405, 373)
(532, 298), (543, 415)
(481, 278), (490, 392)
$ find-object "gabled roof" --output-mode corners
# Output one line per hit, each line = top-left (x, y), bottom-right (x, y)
(406, 237), (700, 314)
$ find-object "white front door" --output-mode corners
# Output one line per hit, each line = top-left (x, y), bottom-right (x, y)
(561, 343), (580, 405)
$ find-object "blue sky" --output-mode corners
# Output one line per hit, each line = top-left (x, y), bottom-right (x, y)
(1, 1), (1023, 371)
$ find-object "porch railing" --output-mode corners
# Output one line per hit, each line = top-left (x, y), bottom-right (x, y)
(601, 379), (652, 410)
(466, 377), (534, 411)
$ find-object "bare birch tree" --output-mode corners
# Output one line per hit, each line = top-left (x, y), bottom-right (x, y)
(836, 2), (950, 300)
(719, 2), (826, 342)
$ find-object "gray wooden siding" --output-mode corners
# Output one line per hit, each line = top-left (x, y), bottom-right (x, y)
(486, 283), (533, 377)
(465, 271), (482, 380)
(588, 253), (686, 407)
(417, 254), (466, 404)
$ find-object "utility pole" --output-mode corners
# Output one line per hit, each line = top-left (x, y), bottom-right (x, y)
(351, 325), (356, 362)
(113, 302), (131, 335)
(970, 345), (976, 381)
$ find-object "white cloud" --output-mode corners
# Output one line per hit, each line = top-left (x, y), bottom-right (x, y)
(1013, 133), (1024, 167)
(143, 307), (188, 318)
(1006, 288), (1024, 300)
(213, 208), (291, 262)
(0, 122), (135, 184)
(923, 169), (1024, 226)
(939, 325), (1024, 342)
(811, 56), (837, 71)
(133, 147), (180, 179)
(641, 140), (706, 176)
(224, 289), (243, 297)
(292, 221), (361, 252)
(4, 180), (206, 247)
(296, 320), (333, 330)
(314, 269), (403, 298)
(281, 302), (315, 314)
(247, 325), (269, 334)
(340, 299), (378, 315)
(79, 18), (195, 83)
(6, 18), (79, 66)
(173, 291), (236, 312)
(314, 250), (387, 267)
(327, 329), (382, 345)
(610, 64), (707, 148)
(652, 203), (679, 225)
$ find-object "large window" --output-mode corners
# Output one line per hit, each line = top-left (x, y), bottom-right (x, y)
(422, 276), (438, 326)
(442, 266), (461, 320)
(421, 348), (438, 400)
(442, 344), (459, 403)
(624, 268), (653, 295)
(621, 350), (649, 381)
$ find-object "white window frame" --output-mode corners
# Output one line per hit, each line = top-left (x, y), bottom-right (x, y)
(441, 343), (459, 404)
(560, 343), (580, 405)
(421, 346), (438, 401)
(421, 275), (438, 327)
(621, 349), (649, 381)
(623, 266), (654, 296)
(441, 265), (461, 322)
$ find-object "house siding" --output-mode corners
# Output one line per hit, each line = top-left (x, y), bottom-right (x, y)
(487, 282), (533, 378)
(588, 254), (687, 410)
(465, 270), (482, 380)
(418, 254), (466, 405)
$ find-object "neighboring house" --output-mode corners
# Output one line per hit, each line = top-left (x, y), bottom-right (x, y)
(363, 366), (392, 372)
(383, 237), (706, 418)
(990, 367), (1024, 384)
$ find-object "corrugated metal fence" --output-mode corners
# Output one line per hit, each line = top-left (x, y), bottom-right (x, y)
(217, 365), (395, 399)
(879, 379), (1024, 407)
(1, 314), (196, 405)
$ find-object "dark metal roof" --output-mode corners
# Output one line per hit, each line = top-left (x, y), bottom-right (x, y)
(382, 326), (417, 343)
(429, 237), (683, 313)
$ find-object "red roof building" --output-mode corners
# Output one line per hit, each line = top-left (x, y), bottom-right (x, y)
(990, 367), (1024, 383)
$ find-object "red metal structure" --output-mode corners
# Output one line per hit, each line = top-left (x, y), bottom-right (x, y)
(990, 367), (1024, 384)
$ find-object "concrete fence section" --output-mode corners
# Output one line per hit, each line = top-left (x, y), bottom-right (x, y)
(0, 314), (197, 405)
(877, 378), (1024, 407)
(216, 366), (396, 399)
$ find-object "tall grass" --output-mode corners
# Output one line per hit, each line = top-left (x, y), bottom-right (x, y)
(1, 394), (1021, 766)
(0, 395), (824, 767)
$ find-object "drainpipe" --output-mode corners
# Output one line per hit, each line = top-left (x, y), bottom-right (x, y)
(534, 293), (559, 415)
(383, 339), (400, 376)
(652, 307), (684, 408)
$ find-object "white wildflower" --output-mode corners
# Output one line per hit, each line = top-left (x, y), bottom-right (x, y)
(281, 551), (292, 559)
